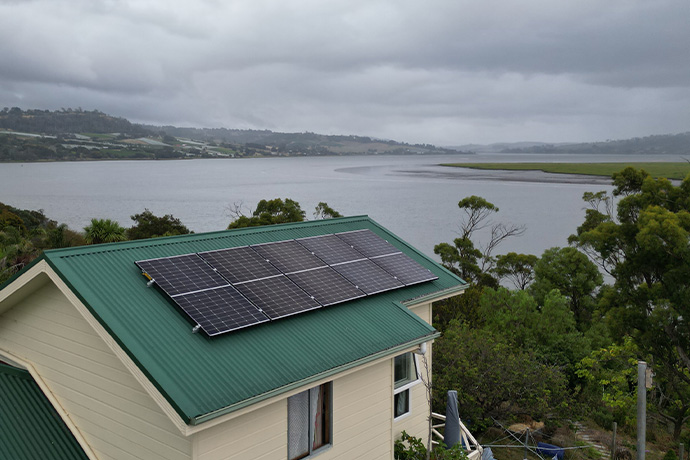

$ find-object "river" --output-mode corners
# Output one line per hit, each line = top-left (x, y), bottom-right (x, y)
(0, 153), (679, 259)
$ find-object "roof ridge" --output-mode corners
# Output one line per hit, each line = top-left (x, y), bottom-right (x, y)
(44, 215), (373, 258)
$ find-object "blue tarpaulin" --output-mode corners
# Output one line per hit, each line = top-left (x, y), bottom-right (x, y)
(537, 442), (564, 460)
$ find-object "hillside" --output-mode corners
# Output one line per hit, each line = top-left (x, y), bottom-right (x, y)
(0, 107), (149, 136)
(0, 108), (461, 162)
(498, 132), (690, 155)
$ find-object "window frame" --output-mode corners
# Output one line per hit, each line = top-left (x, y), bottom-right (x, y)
(287, 382), (333, 460)
(393, 352), (421, 421)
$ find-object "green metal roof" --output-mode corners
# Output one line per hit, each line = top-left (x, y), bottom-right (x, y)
(0, 363), (89, 460)
(33, 216), (466, 424)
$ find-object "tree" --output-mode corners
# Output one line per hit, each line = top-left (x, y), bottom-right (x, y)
(84, 218), (127, 244)
(576, 336), (640, 427)
(433, 321), (570, 431)
(571, 167), (690, 439)
(493, 252), (538, 290)
(313, 202), (342, 219)
(530, 247), (603, 329)
(478, 287), (591, 374)
(0, 226), (39, 283)
(228, 198), (306, 229)
(128, 209), (190, 240)
(434, 196), (524, 286)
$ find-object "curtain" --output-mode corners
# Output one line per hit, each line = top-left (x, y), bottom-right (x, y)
(288, 391), (309, 459)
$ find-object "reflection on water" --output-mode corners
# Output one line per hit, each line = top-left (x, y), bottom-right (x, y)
(1, 153), (666, 259)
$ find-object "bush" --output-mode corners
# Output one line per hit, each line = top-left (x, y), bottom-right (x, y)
(394, 431), (469, 460)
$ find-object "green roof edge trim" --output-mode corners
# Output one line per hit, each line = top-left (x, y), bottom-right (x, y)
(403, 283), (469, 307)
(40, 255), (191, 422)
(191, 328), (440, 425)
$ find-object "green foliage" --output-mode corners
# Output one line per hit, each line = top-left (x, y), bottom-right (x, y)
(663, 449), (678, 460)
(0, 225), (40, 282)
(576, 337), (639, 426)
(394, 431), (469, 460)
(433, 320), (571, 430)
(493, 252), (538, 290)
(479, 288), (591, 373)
(228, 198), (306, 229)
(84, 219), (127, 244)
(313, 202), (342, 219)
(128, 209), (190, 240)
(571, 167), (690, 439)
(434, 196), (522, 287)
(432, 285), (484, 331)
(530, 247), (603, 330)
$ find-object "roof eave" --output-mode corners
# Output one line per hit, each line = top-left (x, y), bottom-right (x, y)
(402, 283), (469, 308)
(190, 330), (440, 426)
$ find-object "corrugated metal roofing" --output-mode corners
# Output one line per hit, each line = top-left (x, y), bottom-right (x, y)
(0, 363), (89, 460)
(36, 216), (466, 424)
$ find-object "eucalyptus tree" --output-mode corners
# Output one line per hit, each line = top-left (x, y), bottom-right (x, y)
(570, 167), (690, 439)
(434, 195), (524, 286)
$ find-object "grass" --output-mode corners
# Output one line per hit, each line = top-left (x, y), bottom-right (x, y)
(442, 162), (690, 180)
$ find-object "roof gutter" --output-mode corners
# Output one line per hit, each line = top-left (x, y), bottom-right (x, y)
(190, 330), (440, 426)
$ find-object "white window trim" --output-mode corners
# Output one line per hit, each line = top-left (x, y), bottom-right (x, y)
(393, 353), (422, 421)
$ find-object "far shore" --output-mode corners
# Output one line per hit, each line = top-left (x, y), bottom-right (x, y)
(441, 161), (690, 180)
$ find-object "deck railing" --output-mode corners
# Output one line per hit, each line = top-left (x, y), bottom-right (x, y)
(431, 412), (483, 460)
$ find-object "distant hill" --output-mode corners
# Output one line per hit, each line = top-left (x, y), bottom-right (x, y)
(0, 108), (463, 162)
(497, 132), (690, 156)
(447, 142), (570, 153)
(140, 124), (460, 156)
(0, 107), (150, 136)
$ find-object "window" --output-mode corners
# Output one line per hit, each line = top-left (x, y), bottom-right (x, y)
(288, 383), (331, 460)
(394, 352), (419, 419)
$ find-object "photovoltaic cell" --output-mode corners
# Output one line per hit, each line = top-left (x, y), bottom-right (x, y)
(296, 234), (365, 265)
(136, 254), (229, 297)
(287, 267), (365, 306)
(252, 240), (326, 274)
(335, 229), (400, 258)
(234, 276), (321, 320)
(136, 228), (441, 336)
(371, 253), (438, 286)
(199, 246), (281, 283)
(331, 259), (404, 295)
(174, 286), (269, 336)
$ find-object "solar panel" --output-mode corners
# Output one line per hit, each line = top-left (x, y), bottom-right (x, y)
(234, 276), (321, 320)
(174, 286), (269, 336)
(296, 234), (365, 265)
(331, 259), (404, 295)
(371, 253), (439, 286)
(252, 240), (327, 274)
(136, 254), (229, 297)
(335, 229), (400, 258)
(136, 228), (441, 336)
(199, 246), (281, 283)
(287, 267), (365, 306)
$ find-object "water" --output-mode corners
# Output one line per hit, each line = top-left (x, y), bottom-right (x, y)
(0, 153), (675, 258)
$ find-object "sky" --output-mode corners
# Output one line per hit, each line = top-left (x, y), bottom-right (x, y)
(1, 0), (689, 146)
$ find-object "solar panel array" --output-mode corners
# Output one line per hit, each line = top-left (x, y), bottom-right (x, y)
(135, 229), (438, 336)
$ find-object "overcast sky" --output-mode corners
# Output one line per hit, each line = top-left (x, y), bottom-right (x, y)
(1, 0), (689, 145)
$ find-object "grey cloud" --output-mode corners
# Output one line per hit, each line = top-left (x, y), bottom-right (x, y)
(1, 0), (689, 145)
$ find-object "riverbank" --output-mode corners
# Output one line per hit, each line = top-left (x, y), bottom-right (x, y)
(442, 162), (690, 180)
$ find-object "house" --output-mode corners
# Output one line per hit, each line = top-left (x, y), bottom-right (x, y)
(0, 216), (468, 460)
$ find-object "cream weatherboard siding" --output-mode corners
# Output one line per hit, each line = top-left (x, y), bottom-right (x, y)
(193, 357), (395, 460)
(394, 301), (433, 442)
(0, 281), (192, 460)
